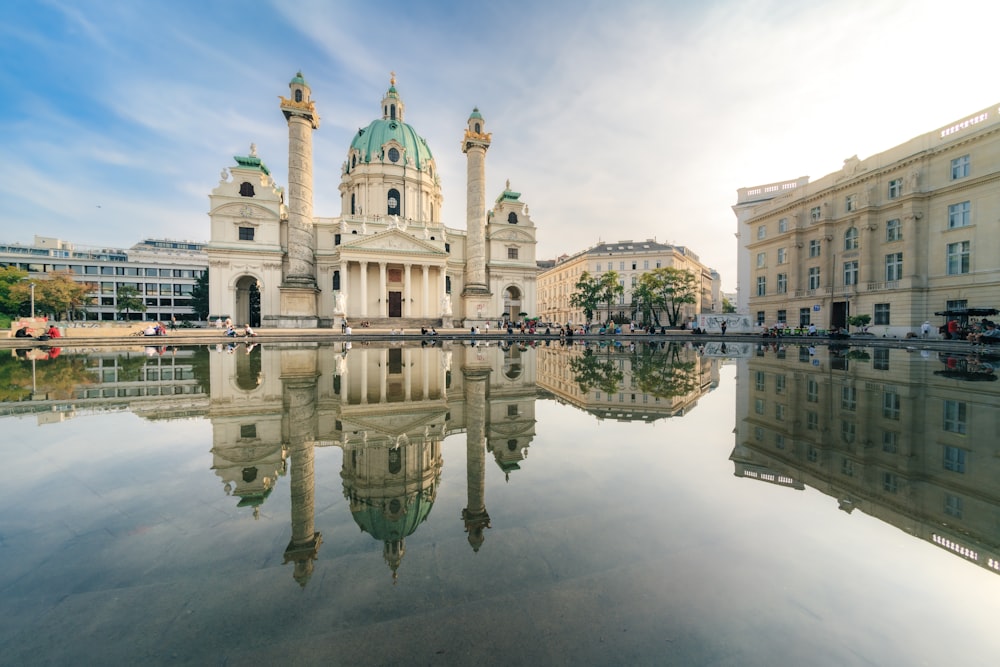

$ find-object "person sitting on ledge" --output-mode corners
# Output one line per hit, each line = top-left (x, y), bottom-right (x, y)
(15, 326), (32, 338)
(46, 325), (61, 338)
(243, 324), (256, 337)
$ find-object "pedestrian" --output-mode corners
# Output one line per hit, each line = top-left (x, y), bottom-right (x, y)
(170, 315), (177, 331)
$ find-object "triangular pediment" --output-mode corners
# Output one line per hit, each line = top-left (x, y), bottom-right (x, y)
(340, 407), (449, 437)
(341, 229), (446, 256)
(489, 228), (535, 243)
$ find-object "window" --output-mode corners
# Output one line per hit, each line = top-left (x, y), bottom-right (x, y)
(445, 276), (452, 294)
(874, 303), (890, 326)
(951, 154), (970, 179)
(387, 188), (401, 215)
(756, 311), (765, 325)
(841, 421), (856, 444)
(808, 267), (820, 290)
(846, 194), (857, 212)
(943, 400), (967, 434)
(240, 424), (257, 439)
(800, 308), (811, 327)
(776, 274), (787, 294)
(755, 371), (765, 391)
(841, 456), (855, 475)
(238, 227), (255, 241)
(946, 299), (967, 311)
(807, 446), (819, 462)
(886, 219), (901, 242)
(775, 375), (786, 394)
(756, 276), (766, 296)
(631, 276), (637, 287)
(943, 446), (966, 473)
(946, 241), (970, 275)
(775, 404), (785, 421)
(777, 248), (787, 264)
(843, 261), (858, 286)
(618, 262), (624, 271)
(800, 380), (817, 405)
(873, 347), (889, 370)
(239, 182), (255, 197)
(756, 252), (766, 268)
(777, 310), (787, 326)
(944, 494), (963, 518)
(844, 227), (859, 250)
(778, 217), (788, 233)
(774, 434), (785, 449)
(882, 390), (900, 420)
(810, 206), (822, 221)
(948, 201), (971, 228)
(333, 270), (340, 291)
(388, 147), (400, 163)
(888, 178), (902, 199)
(631, 262), (637, 270)
(882, 472), (898, 493)
(643, 260), (649, 269)
(508, 247), (519, 260)
(757, 225), (766, 240)
(334, 234), (341, 246)
(754, 398), (765, 415)
(807, 411), (818, 430)
(841, 386), (856, 411)
(595, 263), (601, 272)
(882, 431), (898, 453)
(809, 239), (821, 257)
(885, 253), (903, 281)
(507, 405), (518, 417)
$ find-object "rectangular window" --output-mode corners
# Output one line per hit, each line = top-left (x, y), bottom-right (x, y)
(943, 446), (966, 473)
(238, 226), (255, 241)
(951, 154), (970, 179)
(756, 276), (766, 296)
(799, 308), (811, 327)
(595, 263), (601, 272)
(882, 390), (900, 420)
(100, 266), (114, 275)
(619, 262), (625, 271)
(777, 309), (787, 325)
(845, 194), (857, 212)
(754, 398), (765, 415)
(883, 431), (898, 453)
(807, 378), (819, 402)
(775, 375), (786, 394)
(885, 253), (903, 281)
(757, 225), (766, 240)
(806, 411), (818, 430)
(507, 247), (519, 260)
(754, 371), (765, 391)
(643, 260), (648, 269)
(145, 268), (158, 277)
(631, 262), (637, 270)
(943, 400), (967, 434)
(944, 494), (963, 518)
(777, 248), (787, 264)
(756, 311), (765, 325)
(888, 178), (902, 199)
(810, 206), (821, 221)
(334, 234), (341, 246)
(808, 267), (820, 290)
(946, 299), (967, 311)
(886, 218), (901, 242)
(874, 303), (890, 326)
(882, 472), (898, 493)
(775, 404), (785, 421)
(778, 217), (788, 233)
(946, 241), (970, 275)
(873, 347), (890, 370)
(756, 252), (766, 268)
(809, 239), (820, 257)
(841, 386), (857, 411)
(948, 201), (971, 228)
(776, 274), (787, 294)
(841, 457), (854, 476)
(843, 261), (858, 286)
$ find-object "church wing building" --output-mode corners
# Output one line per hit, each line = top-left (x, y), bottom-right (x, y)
(207, 73), (537, 329)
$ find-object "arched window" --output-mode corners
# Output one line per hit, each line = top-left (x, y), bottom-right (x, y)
(294, 89), (302, 103)
(507, 212), (518, 224)
(445, 276), (452, 294)
(351, 193), (356, 215)
(475, 122), (481, 133)
(844, 227), (859, 250)
(239, 182), (255, 197)
(351, 154), (356, 169)
(390, 104), (396, 120)
(387, 188), (401, 215)
(388, 449), (401, 474)
(333, 270), (340, 290)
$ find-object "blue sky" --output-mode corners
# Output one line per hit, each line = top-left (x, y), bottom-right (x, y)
(1, 0), (996, 291)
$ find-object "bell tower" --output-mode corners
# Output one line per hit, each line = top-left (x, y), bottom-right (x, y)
(278, 71), (320, 327)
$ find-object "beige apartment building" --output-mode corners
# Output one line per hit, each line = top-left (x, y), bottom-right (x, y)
(537, 239), (720, 327)
(737, 103), (1000, 336)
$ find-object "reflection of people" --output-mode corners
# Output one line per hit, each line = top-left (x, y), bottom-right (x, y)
(720, 320), (727, 335)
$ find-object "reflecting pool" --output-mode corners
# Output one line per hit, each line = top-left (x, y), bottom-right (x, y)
(1, 339), (999, 665)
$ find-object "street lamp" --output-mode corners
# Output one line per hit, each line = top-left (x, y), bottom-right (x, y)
(21, 278), (35, 318)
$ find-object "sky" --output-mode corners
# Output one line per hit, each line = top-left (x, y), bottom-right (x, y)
(1, 0), (996, 292)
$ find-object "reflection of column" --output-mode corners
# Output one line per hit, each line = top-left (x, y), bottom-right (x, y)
(421, 347), (430, 401)
(462, 367), (492, 551)
(379, 349), (387, 403)
(404, 349), (412, 401)
(404, 264), (412, 317)
(281, 363), (322, 587)
(359, 261), (369, 318)
(361, 354), (369, 404)
(379, 262), (387, 317)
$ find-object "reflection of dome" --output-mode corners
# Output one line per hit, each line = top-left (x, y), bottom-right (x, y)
(351, 493), (434, 541)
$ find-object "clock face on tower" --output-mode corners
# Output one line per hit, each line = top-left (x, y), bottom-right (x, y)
(388, 197), (398, 208)
(388, 147), (400, 163)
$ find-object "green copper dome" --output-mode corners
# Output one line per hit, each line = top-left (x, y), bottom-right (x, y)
(349, 117), (434, 170)
(290, 71), (308, 86)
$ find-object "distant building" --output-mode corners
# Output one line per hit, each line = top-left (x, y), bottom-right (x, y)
(736, 103), (1000, 335)
(0, 235), (206, 321)
(537, 239), (720, 326)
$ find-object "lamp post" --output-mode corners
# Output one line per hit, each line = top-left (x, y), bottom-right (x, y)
(29, 281), (35, 319)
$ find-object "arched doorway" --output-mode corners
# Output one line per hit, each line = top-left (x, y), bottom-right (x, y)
(503, 285), (522, 322)
(235, 276), (261, 328)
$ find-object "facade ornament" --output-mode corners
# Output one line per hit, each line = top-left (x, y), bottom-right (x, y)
(441, 294), (453, 316)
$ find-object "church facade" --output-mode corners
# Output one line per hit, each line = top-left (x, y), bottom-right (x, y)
(207, 73), (538, 329)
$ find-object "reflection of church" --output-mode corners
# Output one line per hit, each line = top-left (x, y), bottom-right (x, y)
(732, 346), (1000, 576)
(207, 73), (538, 329)
(208, 341), (537, 585)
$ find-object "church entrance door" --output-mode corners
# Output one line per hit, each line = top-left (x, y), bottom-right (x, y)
(388, 291), (402, 317)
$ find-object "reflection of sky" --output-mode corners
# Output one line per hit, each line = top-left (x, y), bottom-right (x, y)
(2, 365), (1000, 664)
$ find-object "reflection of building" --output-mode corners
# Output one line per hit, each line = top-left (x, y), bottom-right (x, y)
(536, 341), (718, 422)
(736, 103), (1000, 335)
(537, 239), (720, 326)
(0, 236), (207, 322)
(207, 74), (538, 329)
(732, 344), (1000, 576)
(205, 341), (538, 584)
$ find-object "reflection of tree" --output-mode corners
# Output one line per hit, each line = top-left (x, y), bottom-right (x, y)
(630, 343), (699, 398)
(569, 347), (624, 395)
(189, 346), (212, 395)
(115, 353), (148, 383)
(0, 354), (33, 401)
(0, 352), (95, 400)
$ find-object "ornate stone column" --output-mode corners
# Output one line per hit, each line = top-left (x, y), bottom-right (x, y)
(360, 261), (369, 318)
(461, 109), (492, 326)
(379, 262), (387, 317)
(404, 264), (412, 317)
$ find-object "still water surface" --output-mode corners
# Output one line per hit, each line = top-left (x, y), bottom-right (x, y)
(1, 340), (998, 665)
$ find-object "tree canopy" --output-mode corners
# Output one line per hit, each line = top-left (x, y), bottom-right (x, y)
(637, 267), (698, 326)
(8, 271), (94, 320)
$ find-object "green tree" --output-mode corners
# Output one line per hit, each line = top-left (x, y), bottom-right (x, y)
(631, 280), (658, 326)
(570, 271), (602, 324)
(0, 266), (28, 315)
(639, 267), (698, 326)
(597, 270), (624, 324)
(722, 297), (736, 313)
(847, 314), (871, 332)
(115, 285), (146, 320)
(190, 270), (209, 320)
(9, 271), (94, 320)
